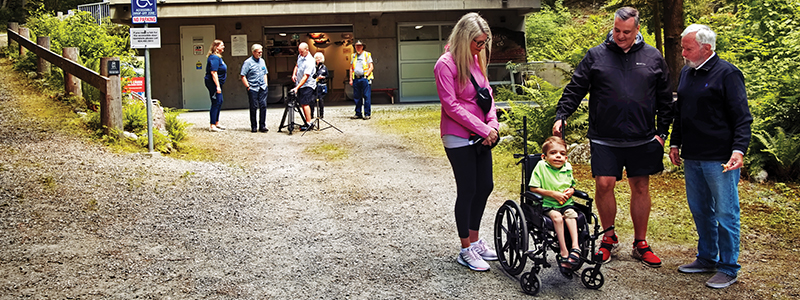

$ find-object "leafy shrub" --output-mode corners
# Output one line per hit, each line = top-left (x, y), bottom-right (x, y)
(12, 52), (37, 73)
(525, 2), (612, 68)
(123, 100), (148, 133)
(750, 128), (800, 179)
(495, 74), (589, 153)
(164, 108), (189, 144)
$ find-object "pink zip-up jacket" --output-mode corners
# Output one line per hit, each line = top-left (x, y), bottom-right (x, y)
(435, 51), (498, 139)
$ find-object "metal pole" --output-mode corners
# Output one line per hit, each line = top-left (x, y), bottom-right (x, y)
(144, 24), (154, 153)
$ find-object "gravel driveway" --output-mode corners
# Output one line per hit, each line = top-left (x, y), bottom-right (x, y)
(1, 89), (748, 299)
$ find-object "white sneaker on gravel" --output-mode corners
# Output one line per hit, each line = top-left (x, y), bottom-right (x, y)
(471, 239), (498, 261)
(209, 126), (223, 132)
(457, 247), (490, 272)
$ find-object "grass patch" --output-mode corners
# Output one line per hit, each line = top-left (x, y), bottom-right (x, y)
(305, 142), (349, 161)
(374, 105), (445, 158)
(163, 133), (220, 162)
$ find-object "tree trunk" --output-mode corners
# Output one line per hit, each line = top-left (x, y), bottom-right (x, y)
(652, 0), (663, 53)
(662, 0), (684, 91)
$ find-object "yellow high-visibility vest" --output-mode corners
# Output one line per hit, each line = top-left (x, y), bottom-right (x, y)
(351, 51), (374, 80)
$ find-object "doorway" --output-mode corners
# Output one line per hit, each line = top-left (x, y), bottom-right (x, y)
(397, 23), (453, 102)
(180, 25), (215, 110)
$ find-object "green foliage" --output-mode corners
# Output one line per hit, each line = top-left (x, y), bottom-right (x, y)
(135, 129), (172, 153)
(494, 73), (589, 153)
(123, 100), (148, 133)
(26, 11), (135, 78)
(751, 128), (800, 179)
(12, 51), (37, 73)
(121, 100), (190, 153)
(164, 108), (189, 144)
(525, 2), (613, 68)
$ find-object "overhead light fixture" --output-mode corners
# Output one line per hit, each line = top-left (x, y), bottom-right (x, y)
(415, 25), (423, 29)
(279, 33), (286, 37)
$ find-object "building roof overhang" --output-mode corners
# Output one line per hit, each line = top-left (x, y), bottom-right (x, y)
(111, 0), (540, 21)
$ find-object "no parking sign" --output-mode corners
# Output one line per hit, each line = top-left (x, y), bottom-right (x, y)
(132, 0), (157, 24)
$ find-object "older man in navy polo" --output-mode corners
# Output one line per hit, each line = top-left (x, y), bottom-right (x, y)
(669, 24), (752, 289)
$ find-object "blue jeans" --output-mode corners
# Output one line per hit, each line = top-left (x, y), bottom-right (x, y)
(684, 159), (741, 277)
(352, 78), (371, 117)
(205, 79), (223, 125)
(247, 87), (268, 130)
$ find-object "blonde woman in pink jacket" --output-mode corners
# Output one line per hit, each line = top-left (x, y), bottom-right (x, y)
(434, 12), (499, 272)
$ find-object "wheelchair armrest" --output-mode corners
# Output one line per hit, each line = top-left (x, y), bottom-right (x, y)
(573, 189), (591, 200)
(523, 191), (543, 204)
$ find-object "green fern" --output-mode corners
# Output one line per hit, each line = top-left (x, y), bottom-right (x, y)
(752, 127), (800, 179)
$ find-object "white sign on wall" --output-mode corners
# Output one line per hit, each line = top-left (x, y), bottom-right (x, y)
(231, 34), (248, 56)
(130, 27), (161, 49)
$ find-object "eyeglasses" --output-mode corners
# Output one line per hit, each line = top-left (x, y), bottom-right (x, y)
(473, 37), (490, 48)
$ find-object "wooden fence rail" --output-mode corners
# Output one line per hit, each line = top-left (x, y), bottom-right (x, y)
(6, 22), (122, 136)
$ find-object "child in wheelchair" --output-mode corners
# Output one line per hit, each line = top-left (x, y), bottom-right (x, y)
(528, 136), (581, 278)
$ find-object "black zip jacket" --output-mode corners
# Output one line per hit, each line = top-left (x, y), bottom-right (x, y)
(669, 54), (752, 161)
(556, 33), (673, 143)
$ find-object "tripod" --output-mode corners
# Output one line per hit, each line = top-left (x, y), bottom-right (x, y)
(278, 93), (307, 135)
(303, 94), (342, 136)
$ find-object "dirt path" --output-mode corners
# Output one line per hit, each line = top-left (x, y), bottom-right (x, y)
(0, 72), (765, 298)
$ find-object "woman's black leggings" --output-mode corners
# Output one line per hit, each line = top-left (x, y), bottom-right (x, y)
(445, 145), (494, 239)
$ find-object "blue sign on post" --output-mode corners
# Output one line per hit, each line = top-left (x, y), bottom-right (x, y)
(132, 0), (157, 24)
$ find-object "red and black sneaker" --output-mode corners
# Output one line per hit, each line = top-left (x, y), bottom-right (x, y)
(594, 234), (618, 263)
(632, 240), (662, 268)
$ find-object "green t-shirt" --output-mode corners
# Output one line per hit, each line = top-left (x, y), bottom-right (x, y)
(528, 160), (576, 209)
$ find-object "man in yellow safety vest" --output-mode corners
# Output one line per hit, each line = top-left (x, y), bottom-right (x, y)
(349, 40), (374, 120)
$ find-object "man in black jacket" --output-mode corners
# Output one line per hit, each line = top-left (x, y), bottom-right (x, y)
(669, 24), (751, 289)
(552, 7), (673, 268)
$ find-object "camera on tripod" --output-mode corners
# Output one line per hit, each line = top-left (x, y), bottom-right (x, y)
(285, 89), (298, 106)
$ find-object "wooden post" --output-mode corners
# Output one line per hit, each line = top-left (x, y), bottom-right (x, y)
(7, 22), (18, 49)
(18, 27), (29, 57)
(100, 57), (123, 136)
(37, 36), (51, 76)
(63, 48), (82, 97)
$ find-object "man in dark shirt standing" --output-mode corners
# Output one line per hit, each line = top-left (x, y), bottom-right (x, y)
(669, 24), (752, 289)
(553, 7), (673, 268)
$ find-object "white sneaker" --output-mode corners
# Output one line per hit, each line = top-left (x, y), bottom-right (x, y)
(457, 247), (490, 272)
(215, 124), (226, 130)
(209, 126), (223, 132)
(472, 239), (498, 261)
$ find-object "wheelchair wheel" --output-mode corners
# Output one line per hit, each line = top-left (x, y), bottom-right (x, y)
(494, 200), (528, 276)
(519, 272), (541, 296)
(580, 266), (605, 289)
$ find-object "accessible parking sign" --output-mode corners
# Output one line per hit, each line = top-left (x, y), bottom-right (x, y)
(132, 0), (157, 24)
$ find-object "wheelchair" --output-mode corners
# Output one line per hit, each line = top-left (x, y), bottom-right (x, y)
(493, 117), (613, 295)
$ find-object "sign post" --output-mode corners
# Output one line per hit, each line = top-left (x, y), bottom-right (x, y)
(131, 0), (158, 155)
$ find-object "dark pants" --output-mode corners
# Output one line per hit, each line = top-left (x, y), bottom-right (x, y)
(205, 79), (223, 125)
(311, 85), (326, 118)
(352, 77), (371, 117)
(247, 87), (268, 130)
(445, 144), (494, 239)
